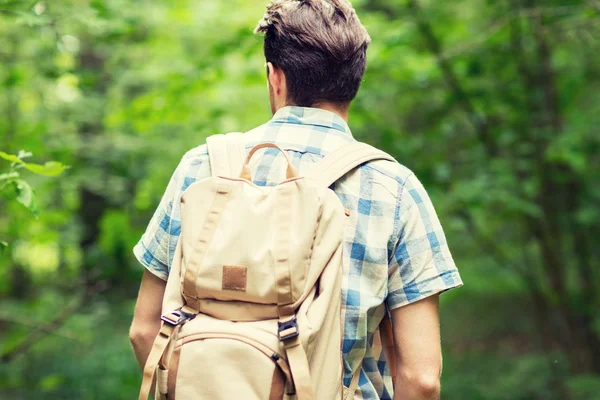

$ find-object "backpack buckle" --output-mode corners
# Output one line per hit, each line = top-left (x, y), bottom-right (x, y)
(277, 316), (299, 341)
(161, 308), (196, 326)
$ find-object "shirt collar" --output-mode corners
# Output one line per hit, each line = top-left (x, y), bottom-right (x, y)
(270, 106), (352, 136)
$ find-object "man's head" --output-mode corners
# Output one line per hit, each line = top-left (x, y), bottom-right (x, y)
(255, 0), (370, 115)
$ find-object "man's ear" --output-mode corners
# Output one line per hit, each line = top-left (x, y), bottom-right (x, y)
(267, 62), (284, 97)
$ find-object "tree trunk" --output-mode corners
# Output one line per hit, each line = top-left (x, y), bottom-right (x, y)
(77, 47), (109, 280)
(523, 0), (600, 374)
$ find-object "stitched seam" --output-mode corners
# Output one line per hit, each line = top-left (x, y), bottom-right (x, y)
(362, 164), (405, 185)
(244, 142), (328, 157)
(388, 174), (411, 265)
(137, 240), (169, 270)
(306, 191), (324, 293)
(218, 176), (304, 188)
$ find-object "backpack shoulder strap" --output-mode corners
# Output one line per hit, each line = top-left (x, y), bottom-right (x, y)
(306, 141), (396, 188)
(206, 132), (246, 178)
(308, 141), (398, 392)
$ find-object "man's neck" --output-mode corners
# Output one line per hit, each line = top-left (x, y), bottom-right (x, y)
(312, 102), (350, 122)
(277, 102), (350, 122)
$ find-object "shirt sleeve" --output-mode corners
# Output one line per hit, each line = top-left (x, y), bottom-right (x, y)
(387, 173), (463, 309)
(133, 150), (206, 280)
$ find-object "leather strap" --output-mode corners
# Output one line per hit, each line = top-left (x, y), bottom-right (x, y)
(206, 132), (246, 178)
(151, 240), (196, 399)
(274, 182), (315, 399)
(157, 367), (168, 399)
(307, 142), (396, 398)
(345, 366), (361, 400)
(182, 182), (231, 307)
(138, 323), (179, 400)
(283, 335), (314, 400)
(275, 184), (294, 311)
(307, 142), (395, 188)
(155, 317), (182, 398)
(161, 240), (186, 320)
(241, 142), (298, 181)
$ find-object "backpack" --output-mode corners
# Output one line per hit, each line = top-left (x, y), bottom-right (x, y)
(138, 132), (395, 400)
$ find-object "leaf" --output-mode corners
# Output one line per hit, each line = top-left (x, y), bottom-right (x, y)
(0, 151), (22, 164)
(0, 172), (19, 182)
(13, 180), (39, 217)
(0, 241), (7, 253)
(23, 161), (69, 177)
(0, 151), (69, 177)
(40, 374), (65, 391)
(17, 150), (32, 159)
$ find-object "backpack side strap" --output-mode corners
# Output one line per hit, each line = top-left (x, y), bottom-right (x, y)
(306, 142), (396, 188)
(138, 321), (181, 400)
(206, 132), (246, 178)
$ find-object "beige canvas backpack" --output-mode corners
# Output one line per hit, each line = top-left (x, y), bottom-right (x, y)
(138, 132), (395, 400)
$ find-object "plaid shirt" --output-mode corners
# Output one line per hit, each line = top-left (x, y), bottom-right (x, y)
(134, 106), (462, 399)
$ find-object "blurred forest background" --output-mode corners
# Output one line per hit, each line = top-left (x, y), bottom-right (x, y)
(1, 0), (599, 398)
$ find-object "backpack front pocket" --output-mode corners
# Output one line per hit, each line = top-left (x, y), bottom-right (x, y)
(167, 332), (291, 400)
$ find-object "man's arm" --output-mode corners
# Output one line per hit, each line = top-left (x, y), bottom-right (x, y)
(391, 295), (442, 400)
(129, 270), (167, 370)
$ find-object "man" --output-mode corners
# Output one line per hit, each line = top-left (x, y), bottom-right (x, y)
(130, 1), (462, 399)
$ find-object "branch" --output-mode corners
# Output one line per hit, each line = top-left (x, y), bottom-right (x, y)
(509, 4), (536, 106)
(456, 209), (532, 280)
(0, 281), (109, 363)
(440, 17), (512, 60)
(0, 314), (80, 341)
(586, 0), (600, 13)
(406, 0), (498, 157)
(456, 208), (572, 354)
(0, 9), (21, 16)
(440, 6), (589, 60)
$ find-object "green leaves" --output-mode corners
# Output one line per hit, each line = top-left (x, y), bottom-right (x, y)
(40, 374), (66, 392)
(0, 172), (19, 182)
(22, 161), (69, 177)
(0, 151), (69, 177)
(0, 151), (67, 217)
(0, 152), (22, 164)
(13, 179), (39, 217)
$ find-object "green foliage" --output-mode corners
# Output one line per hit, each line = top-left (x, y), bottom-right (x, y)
(13, 179), (39, 217)
(442, 352), (568, 400)
(0, 0), (599, 398)
(0, 150), (68, 217)
(0, 152), (69, 177)
(567, 376), (600, 400)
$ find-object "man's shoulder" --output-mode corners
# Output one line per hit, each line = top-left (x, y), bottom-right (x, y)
(177, 131), (418, 200)
(182, 143), (209, 161)
(174, 125), (269, 182)
(177, 125), (268, 165)
(171, 144), (211, 188)
(242, 123), (275, 146)
(359, 154), (417, 198)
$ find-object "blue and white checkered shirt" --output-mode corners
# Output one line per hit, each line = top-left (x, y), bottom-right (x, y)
(134, 106), (462, 399)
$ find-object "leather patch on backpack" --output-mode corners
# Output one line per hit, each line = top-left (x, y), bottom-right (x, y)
(222, 265), (247, 292)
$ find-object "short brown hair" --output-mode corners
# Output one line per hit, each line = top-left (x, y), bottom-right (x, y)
(255, 0), (371, 107)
